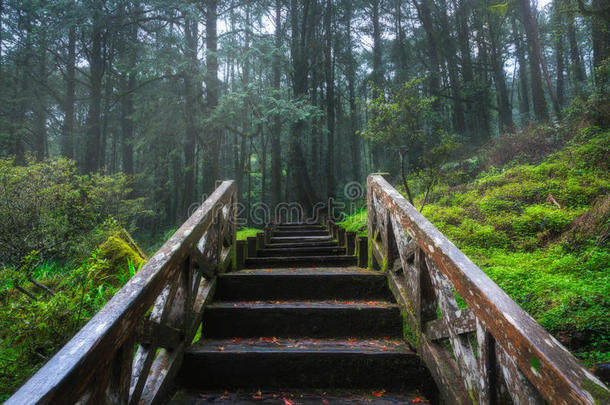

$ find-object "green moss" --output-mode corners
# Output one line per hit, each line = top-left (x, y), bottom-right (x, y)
(99, 233), (145, 271)
(582, 377), (610, 404)
(236, 227), (262, 240)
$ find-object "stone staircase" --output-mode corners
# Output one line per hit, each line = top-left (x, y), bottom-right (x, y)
(170, 222), (434, 404)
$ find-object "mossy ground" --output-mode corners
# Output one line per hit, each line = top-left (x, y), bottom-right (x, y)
(340, 127), (610, 366)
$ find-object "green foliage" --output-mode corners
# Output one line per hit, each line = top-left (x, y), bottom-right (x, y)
(0, 229), (146, 399)
(337, 207), (368, 237)
(0, 157), (151, 266)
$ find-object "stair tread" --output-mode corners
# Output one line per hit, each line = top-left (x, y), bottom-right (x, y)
(189, 337), (413, 354)
(265, 241), (339, 248)
(271, 236), (333, 240)
(169, 389), (427, 404)
(208, 300), (398, 309)
(223, 267), (381, 276)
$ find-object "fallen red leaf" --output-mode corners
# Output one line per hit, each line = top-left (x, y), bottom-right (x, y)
(372, 389), (386, 397)
(322, 400), (329, 404)
(217, 346), (224, 351)
(282, 398), (294, 405)
(252, 395), (263, 400)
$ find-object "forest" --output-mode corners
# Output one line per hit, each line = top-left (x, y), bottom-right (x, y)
(0, 0), (609, 400)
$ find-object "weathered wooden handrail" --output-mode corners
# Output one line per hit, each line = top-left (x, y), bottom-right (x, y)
(7, 180), (237, 405)
(366, 174), (609, 405)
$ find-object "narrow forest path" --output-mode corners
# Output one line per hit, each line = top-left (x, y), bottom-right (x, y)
(169, 222), (433, 404)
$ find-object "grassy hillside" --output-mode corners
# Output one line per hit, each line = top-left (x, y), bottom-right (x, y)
(340, 125), (609, 366)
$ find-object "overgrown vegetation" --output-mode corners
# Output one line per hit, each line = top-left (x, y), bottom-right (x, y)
(339, 120), (610, 367)
(0, 158), (149, 400)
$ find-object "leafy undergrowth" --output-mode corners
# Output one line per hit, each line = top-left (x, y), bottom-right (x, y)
(341, 126), (609, 367)
(0, 226), (145, 400)
(237, 227), (263, 240)
(338, 208), (368, 237)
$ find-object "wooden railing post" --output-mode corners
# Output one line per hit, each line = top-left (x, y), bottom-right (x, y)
(356, 236), (368, 267)
(337, 227), (346, 247)
(235, 240), (246, 270)
(256, 232), (265, 250)
(345, 231), (356, 255)
(247, 237), (257, 258)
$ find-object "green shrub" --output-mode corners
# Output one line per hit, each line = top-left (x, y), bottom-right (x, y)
(513, 205), (582, 236)
(0, 157), (150, 266)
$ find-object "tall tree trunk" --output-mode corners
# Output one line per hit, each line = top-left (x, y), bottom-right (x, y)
(271, 0), (282, 213)
(589, 0), (609, 88)
(554, 1), (565, 109)
(566, 10), (586, 95)
(414, 0), (441, 112)
(439, 0), (466, 134)
(520, 0), (550, 122)
(370, 0), (384, 169)
(454, 0), (478, 137)
(488, 13), (514, 132)
(61, 24), (76, 159)
(513, 16), (531, 125)
(33, 29), (48, 159)
(84, 0), (105, 173)
(289, 0), (319, 211)
(182, 18), (199, 217)
(344, 0), (360, 181)
(121, 7), (138, 176)
(324, 0), (335, 200)
(204, 0), (220, 192)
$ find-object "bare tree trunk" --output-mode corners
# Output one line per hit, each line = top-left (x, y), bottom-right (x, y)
(84, 1), (104, 173)
(182, 18), (198, 217)
(554, 0), (565, 109)
(61, 23), (76, 159)
(271, 0), (282, 213)
(439, 0), (466, 134)
(33, 29), (48, 159)
(488, 13), (514, 132)
(344, 0), (360, 181)
(512, 17), (531, 125)
(324, 0), (335, 200)
(566, 10), (586, 95)
(520, 0), (550, 122)
(204, 0), (220, 192)
(414, 0), (441, 112)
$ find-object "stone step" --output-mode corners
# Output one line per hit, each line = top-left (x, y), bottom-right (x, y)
(245, 255), (356, 269)
(257, 246), (346, 257)
(275, 225), (326, 231)
(169, 389), (430, 405)
(264, 241), (339, 249)
(214, 268), (392, 301)
(272, 230), (330, 237)
(201, 300), (402, 338)
(178, 337), (427, 390)
(270, 236), (334, 244)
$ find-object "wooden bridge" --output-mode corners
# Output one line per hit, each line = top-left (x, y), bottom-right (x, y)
(6, 175), (610, 404)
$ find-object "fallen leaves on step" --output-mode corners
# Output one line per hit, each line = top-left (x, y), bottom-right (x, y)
(217, 346), (224, 351)
(372, 389), (386, 397)
(282, 398), (294, 405)
(413, 398), (429, 403)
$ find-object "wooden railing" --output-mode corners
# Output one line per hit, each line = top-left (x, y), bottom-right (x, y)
(365, 174), (609, 405)
(7, 181), (237, 405)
